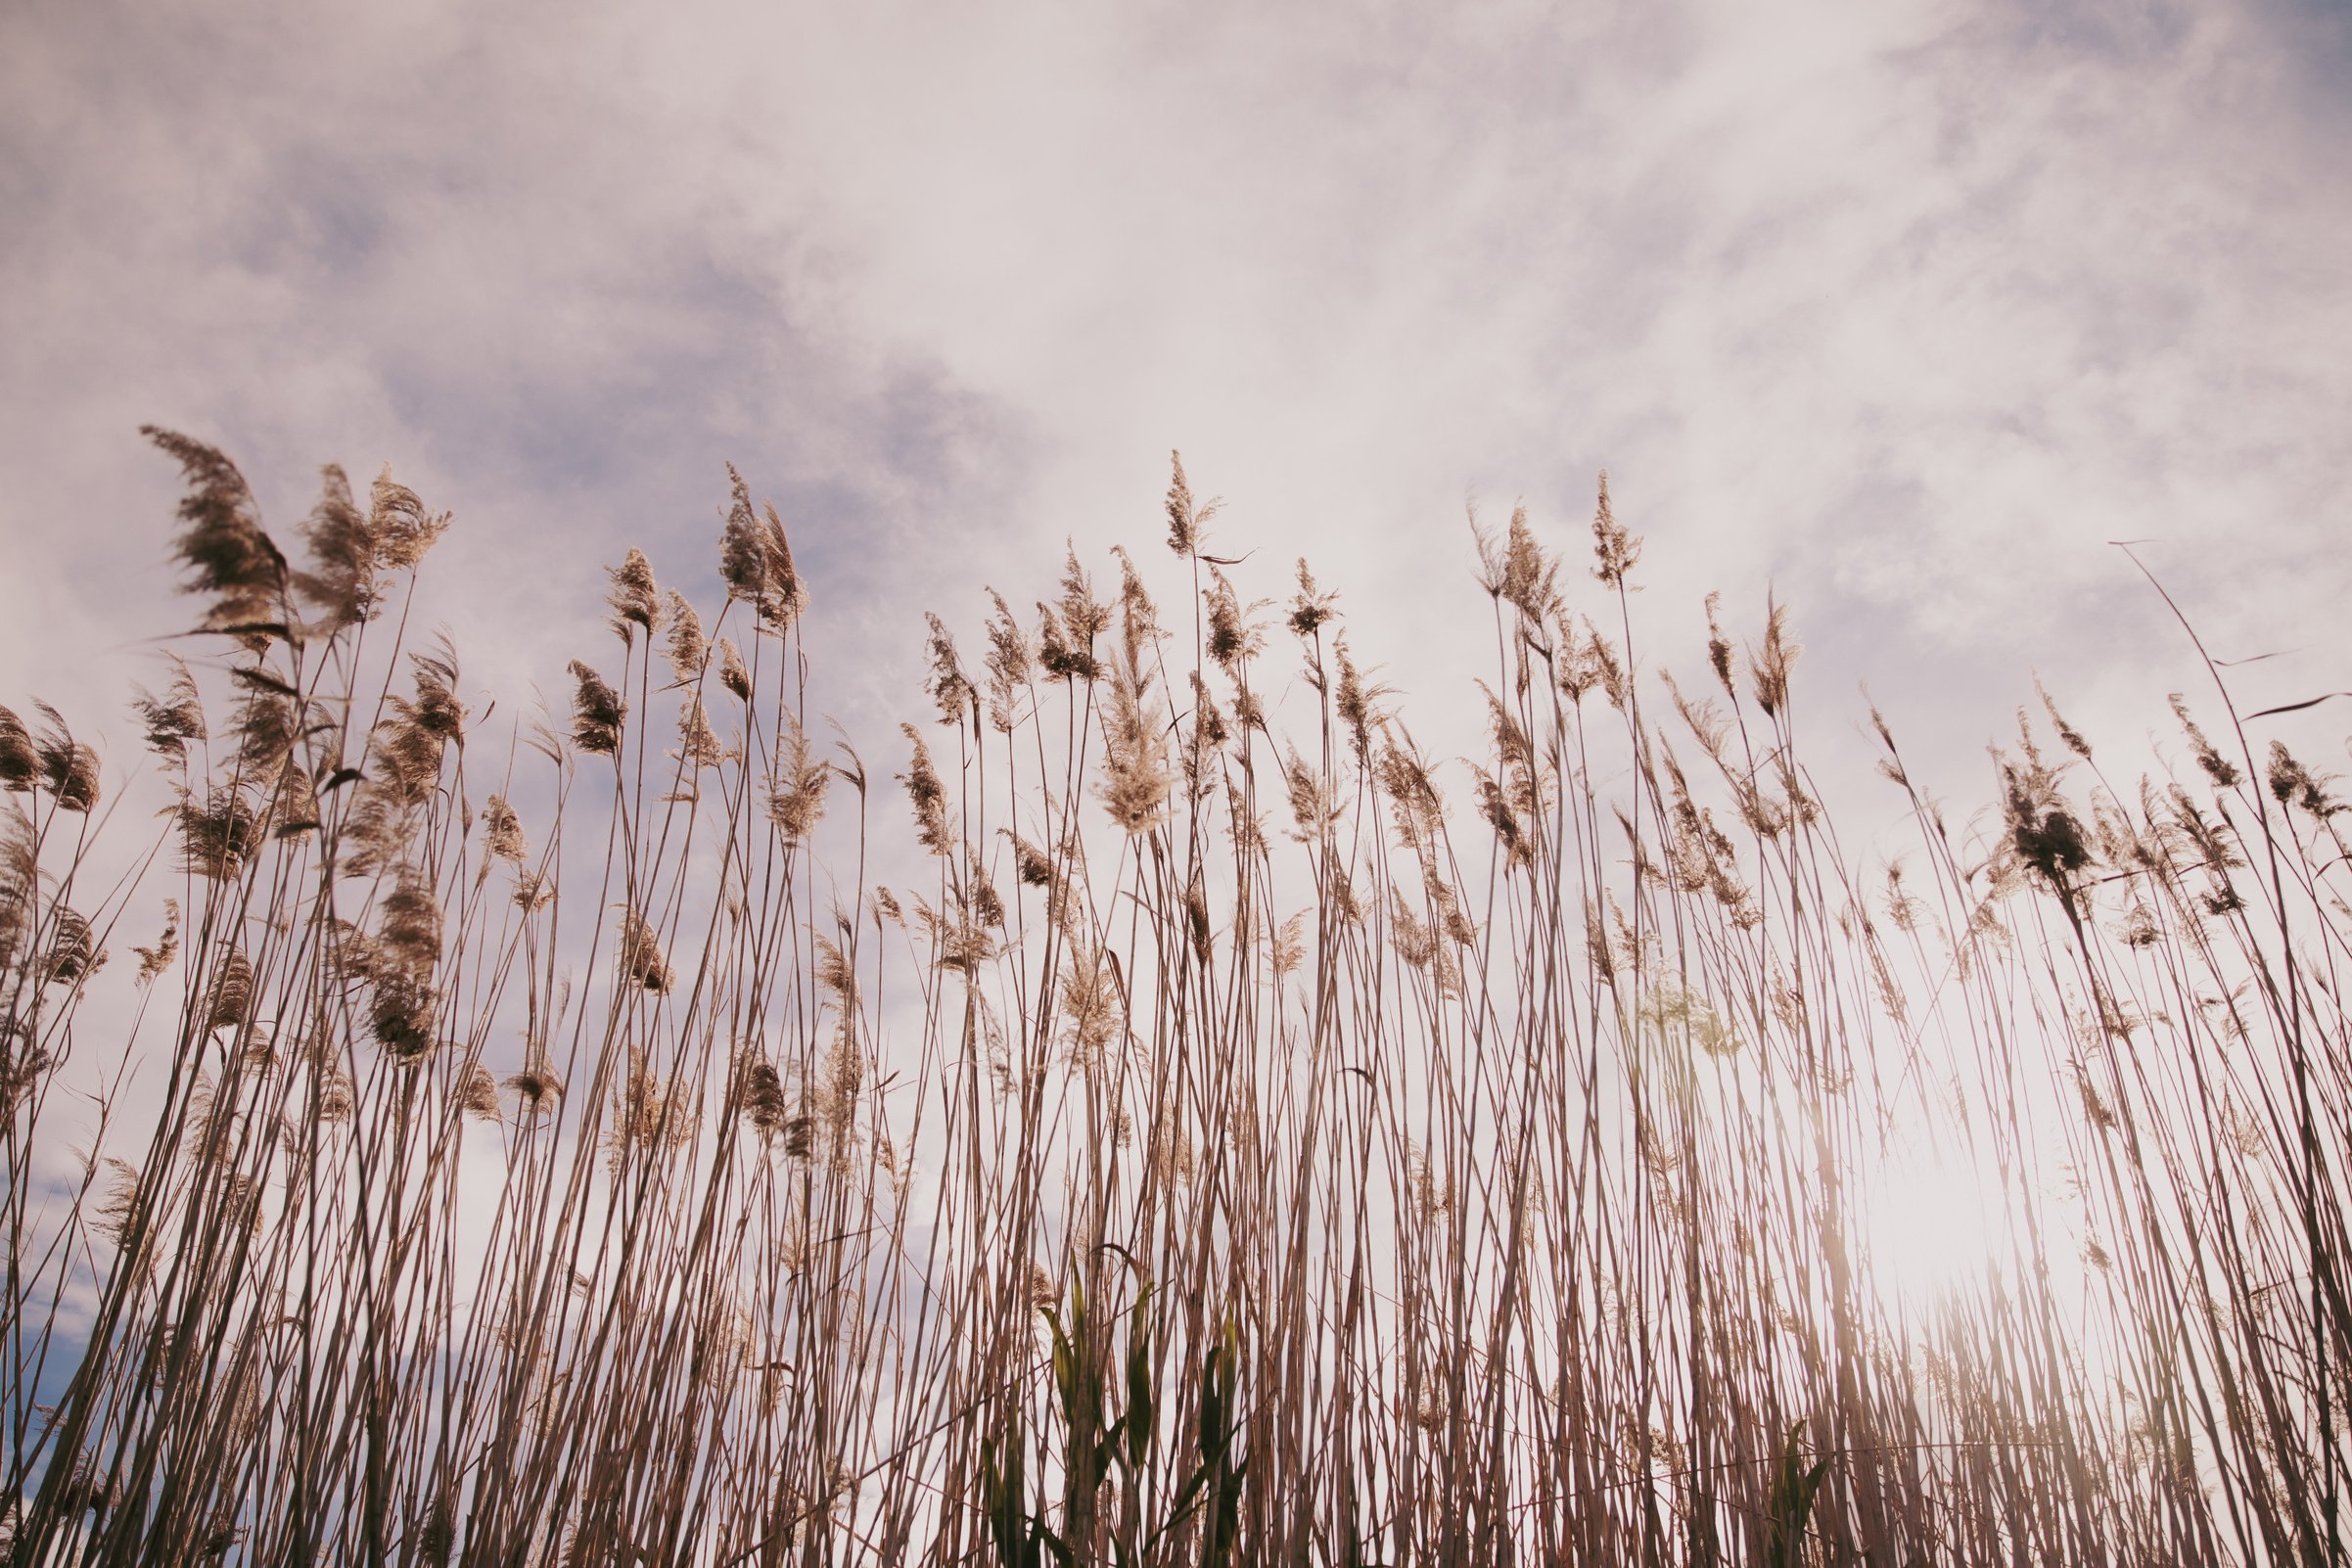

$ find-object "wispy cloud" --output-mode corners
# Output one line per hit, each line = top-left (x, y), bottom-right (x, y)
(3, 0), (2344, 798)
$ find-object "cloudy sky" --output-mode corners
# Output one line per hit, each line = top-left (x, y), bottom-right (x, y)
(4, 0), (2348, 819)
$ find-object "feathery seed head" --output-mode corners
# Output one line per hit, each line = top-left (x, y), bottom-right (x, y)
(1288, 560), (1336, 638)
(1475, 765), (1532, 869)
(778, 1113), (813, 1160)
(1207, 569), (1266, 676)
(663, 592), (707, 683)
(764, 721), (831, 848)
(0, 708), (35, 793)
(1590, 470), (1641, 588)
(1113, 544), (1160, 653)
(44, 908), (100, 986)
(720, 463), (762, 599)
(228, 678), (302, 780)
(815, 935), (859, 1012)
(982, 590), (1031, 733)
(926, 901), (996, 974)
(924, 613), (974, 727)
(1663, 669), (1729, 763)
(2037, 678), (2092, 760)
(735, 1052), (790, 1132)
(1750, 599), (1799, 717)
(898, 724), (952, 854)
(2003, 762), (2093, 894)
(676, 696), (724, 769)
(1334, 640), (1387, 761)
(206, 945), (254, 1032)
(1037, 607), (1089, 683)
(718, 637), (752, 701)
(1009, 832), (1053, 888)
(32, 709), (101, 811)
(1553, 617), (1601, 703)
(1190, 670), (1228, 753)
(133, 663), (208, 764)
(1057, 546), (1109, 648)
(414, 1503), (454, 1566)
(1283, 750), (1337, 840)
(365, 468), (449, 575)
(2266, 741), (2338, 816)
(395, 648), (466, 741)
(461, 1064), (500, 1120)
(2168, 694), (2238, 787)
(1037, 549), (1106, 681)
(145, 426), (290, 638)
(567, 661), (626, 756)
(133, 899), (180, 984)
(94, 1159), (143, 1245)
(968, 851), (1005, 928)
(1587, 626), (1627, 710)
(616, 906), (674, 992)
(483, 794), (527, 862)
(1163, 449), (1220, 556)
(610, 1054), (699, 1162)
(179, 788), (262, 879)
(294, 464), (381, 627)
(1097, 647), (1174, 835)
(607, 548), (661, 642)
(1061, 946), (1122, 1060)
(53, 1457), (123, 1518)
(51, 740), (101, 812)
(378, 862), (443, 978)
(1492, 502), (1558, 623)
(316, 1063), (356, 1121)
(504, 1056), (565, 1113)
(718, 466), (808, 630)
(511, 869), (552, 910)
(1704, 592), (1734, 695)
(1377, 735), (1444, 851)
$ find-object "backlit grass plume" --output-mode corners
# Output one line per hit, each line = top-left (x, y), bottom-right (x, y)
(0, 441), (2344, 1567)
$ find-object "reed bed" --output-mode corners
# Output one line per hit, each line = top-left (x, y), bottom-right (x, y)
(0, 433), (2345, 1565)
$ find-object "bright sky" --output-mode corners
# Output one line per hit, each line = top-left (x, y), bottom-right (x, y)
(4, 0), (2348, 808)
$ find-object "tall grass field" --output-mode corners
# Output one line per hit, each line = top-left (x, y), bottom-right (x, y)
(2, 432), (2345, 1564)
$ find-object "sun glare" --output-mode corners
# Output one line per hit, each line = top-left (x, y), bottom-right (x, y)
(1862, 1150), (2004, 1314)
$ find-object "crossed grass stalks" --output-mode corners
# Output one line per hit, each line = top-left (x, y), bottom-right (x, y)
(0, 435), (2345, 1564)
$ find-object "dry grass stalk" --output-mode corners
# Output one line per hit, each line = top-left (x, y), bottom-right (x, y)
(0, 442), (2344, 1568)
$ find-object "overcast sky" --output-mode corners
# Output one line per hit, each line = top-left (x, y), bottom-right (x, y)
(4, 0), (2348, 822)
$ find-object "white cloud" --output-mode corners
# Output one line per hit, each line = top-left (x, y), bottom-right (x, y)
(2, 0), (2345, 809)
